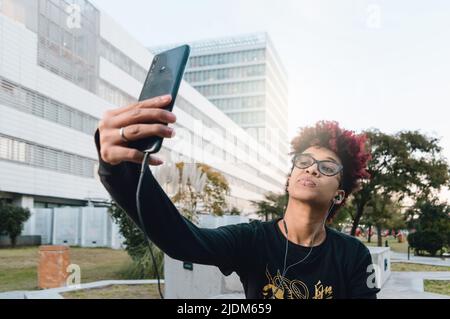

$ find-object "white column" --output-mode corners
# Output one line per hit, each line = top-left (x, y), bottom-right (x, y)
(14, 195), (35, 235)
(13, 195), (34, 210)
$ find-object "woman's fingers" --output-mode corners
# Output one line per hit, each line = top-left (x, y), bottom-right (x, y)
(101, 145), (164, 166)
(98, 94), (174, 166)
(135, 94), (172, 110)
(118, 124), (175, 143)
(110, 107), (176, 129)
(105, 95), (172, 118)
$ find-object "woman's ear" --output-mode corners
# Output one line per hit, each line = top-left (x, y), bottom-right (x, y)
(333, 190), (346, 205)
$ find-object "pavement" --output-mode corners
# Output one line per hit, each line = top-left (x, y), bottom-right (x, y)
(377, 271), (450, 299)
(0, 279), (164, 299)
(390, 251), (450, 267)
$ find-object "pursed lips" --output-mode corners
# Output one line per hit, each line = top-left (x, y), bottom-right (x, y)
(297, 177), (317, 187)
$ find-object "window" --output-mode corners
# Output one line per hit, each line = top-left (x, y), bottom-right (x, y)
(57, 106), (71, 126)
(32, 95), (45, 117)
(48, 1), (60, 24)
(46, 149), (58, 171)
(0, 77), (99, 135)
(44, 100), (58, 122)
(37, 0), (100, 93)
(57, 152), (70, 172)
(48, 21), (61, 44)
(100, 39), (147, 83)
(98, 80), (136, 106)
(63, 30), (73, 51)
(71, 111), (83, 131)
(30, 145), (45, 167)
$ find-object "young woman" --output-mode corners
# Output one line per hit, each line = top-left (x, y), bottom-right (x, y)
(95, 95), (380, 299)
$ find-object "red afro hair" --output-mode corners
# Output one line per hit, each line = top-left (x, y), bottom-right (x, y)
(288, 121), (372, 219)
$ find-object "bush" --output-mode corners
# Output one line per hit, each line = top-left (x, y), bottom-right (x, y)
(406, 199), (450, 256)
(227, 206), (241, 216)
(408, 230), (446, 256)
(108, 202), (164, 279)
(0, 202), (30, 247)
(119, 244), (164, 280)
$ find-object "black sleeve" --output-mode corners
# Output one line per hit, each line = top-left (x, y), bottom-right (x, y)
(348, 243), (381, 299)
(94, 129), (256, 276)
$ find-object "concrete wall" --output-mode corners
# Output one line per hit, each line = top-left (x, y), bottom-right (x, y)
(0, 235), (41, 247)
(368, 246), (391, 288)
(164, 215), (249, 299)
(20, 206), (124, 249)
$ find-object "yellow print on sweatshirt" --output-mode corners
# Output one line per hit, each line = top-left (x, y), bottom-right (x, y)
(262, 266), (333, 299)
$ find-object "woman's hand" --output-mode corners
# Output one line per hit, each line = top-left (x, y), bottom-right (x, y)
(98, 94), (176, 166)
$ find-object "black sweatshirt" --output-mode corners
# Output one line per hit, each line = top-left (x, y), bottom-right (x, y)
(94, 130), (380, 299)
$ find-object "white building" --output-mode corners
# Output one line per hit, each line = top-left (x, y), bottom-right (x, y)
(151, 33), (290, 165)
(0, 0), (288, 218)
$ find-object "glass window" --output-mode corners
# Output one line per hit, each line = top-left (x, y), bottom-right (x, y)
(30, 145), (44, 167)
(57, 105), (71, 126)
(48, 21), (60, 43)
(0, 136), (9, 160)
(57, 152), (69, 172)
(63, 30), (73, 50)
(45, 100), (58, 122)
(46, 148), (58, 170)
(71, 111), (83, 131)
(0, 133), (96, 178)
(48, 1), (60, 24)
(32, 95), (45, 117)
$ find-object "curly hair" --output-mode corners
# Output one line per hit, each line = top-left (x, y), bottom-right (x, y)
(287, 120), (372, 220)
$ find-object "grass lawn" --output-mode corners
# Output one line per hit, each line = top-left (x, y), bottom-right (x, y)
(61, 284), (164, 299)
(0, 246), (132, 292)
(391, 262), (450, 272)
(360, 235), (409, 253)
(424, 280), (450, 296)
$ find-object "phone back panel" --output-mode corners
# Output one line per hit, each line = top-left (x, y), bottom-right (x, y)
(129, 45), (190, 153)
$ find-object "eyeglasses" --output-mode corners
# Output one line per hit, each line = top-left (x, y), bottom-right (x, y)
(292, 153), (343, 177)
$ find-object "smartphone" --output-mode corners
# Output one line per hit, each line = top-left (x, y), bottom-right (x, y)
(129, 45), (190, 153)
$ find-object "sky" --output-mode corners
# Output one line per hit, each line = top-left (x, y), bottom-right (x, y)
(91, 0), (450, 196)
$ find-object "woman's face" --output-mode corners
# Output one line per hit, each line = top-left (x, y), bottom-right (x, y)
(287, 146), (344, 207)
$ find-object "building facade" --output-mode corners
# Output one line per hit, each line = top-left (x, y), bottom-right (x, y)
(0, 0), (288, 217)
(151, 33), (290, 166)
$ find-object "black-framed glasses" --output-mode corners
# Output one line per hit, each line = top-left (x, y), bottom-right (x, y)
(293, 153), (343, 177)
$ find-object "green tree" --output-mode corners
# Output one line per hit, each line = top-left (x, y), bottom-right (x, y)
(172, 162), (229, 222)
(227, 206), (241, 216)
(362, 193), (405, 246)
(328, 196), (354, 231)
(252, 192), (288, 222)
(0, 202), (31, 247)
(108, 202), (163, 279)
(350, 130), (450, 236)
(198, 163), (230, 216)
(406, 198), (450, 256)
(108, 162), (230, 278)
